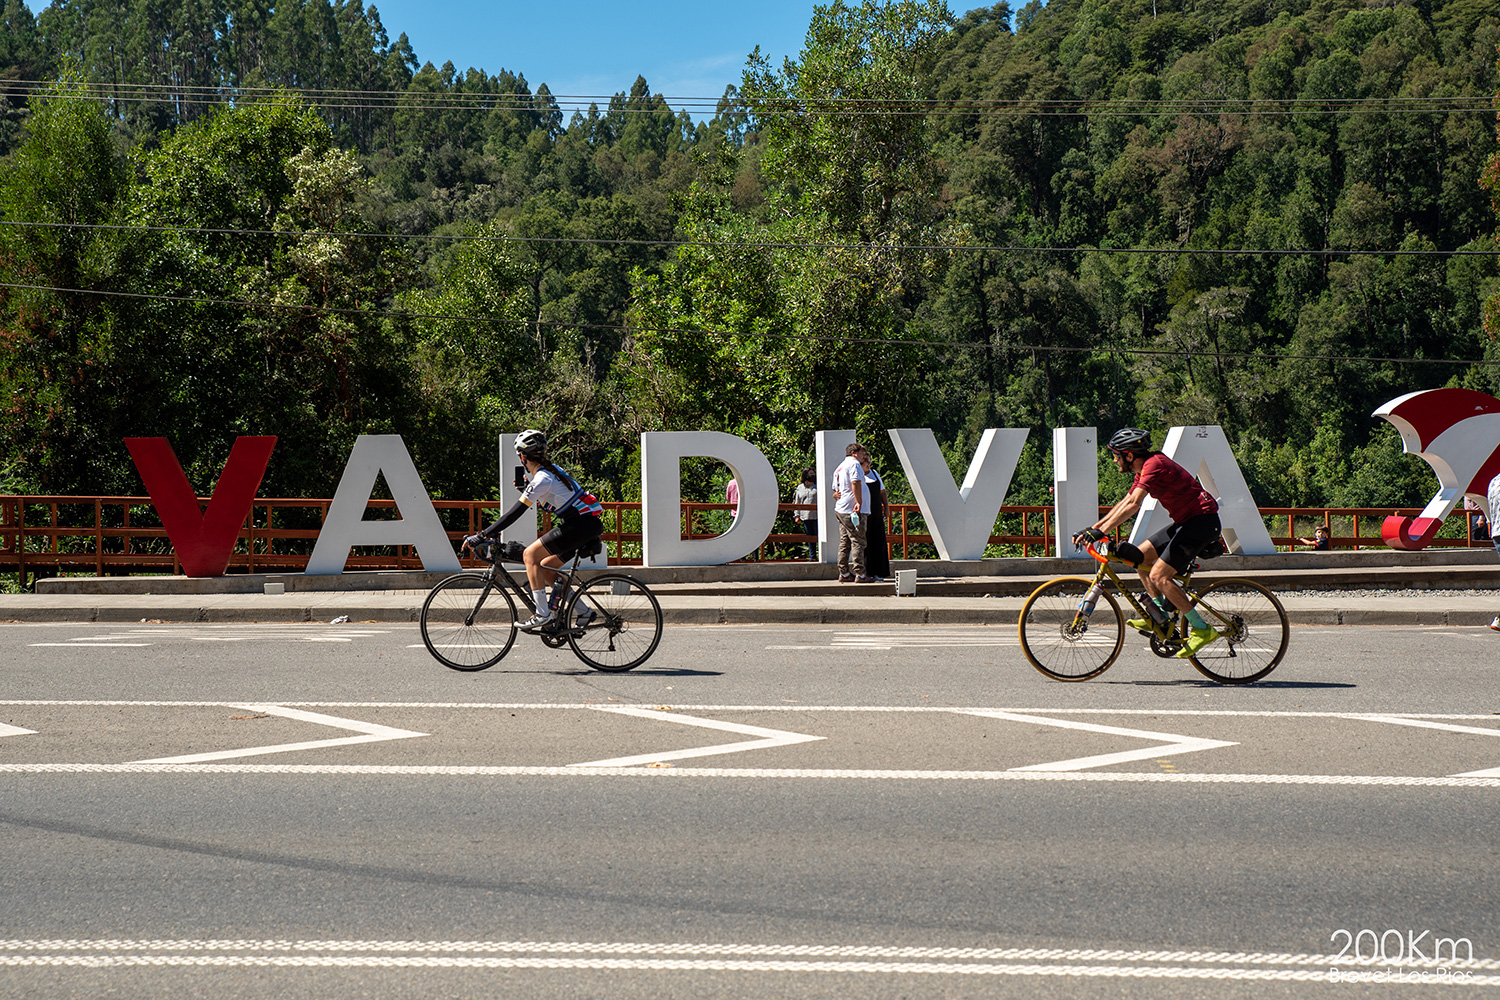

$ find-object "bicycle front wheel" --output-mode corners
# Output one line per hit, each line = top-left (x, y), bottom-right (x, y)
(566, 574), (663, 672)
(420, 573), (519, 671)
(1186, 579), (1289, 684)
(1018, 577), (1124, 682)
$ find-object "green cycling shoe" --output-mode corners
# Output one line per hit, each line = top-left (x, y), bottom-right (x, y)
(1174, 627), (1221, 658)
(1126, 617), (1160, 635)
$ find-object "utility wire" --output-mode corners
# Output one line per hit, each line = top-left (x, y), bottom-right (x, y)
(2, 279), (1494, 368)
(2, 80), (1495, 117)
(0, 220), (1492, 257)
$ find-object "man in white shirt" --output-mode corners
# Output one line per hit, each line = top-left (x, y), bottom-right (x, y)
(832, 442), (873, 583)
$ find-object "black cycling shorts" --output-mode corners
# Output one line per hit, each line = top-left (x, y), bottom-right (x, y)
(539, 513), (603, 561)
(1148, 512), (1222, 573)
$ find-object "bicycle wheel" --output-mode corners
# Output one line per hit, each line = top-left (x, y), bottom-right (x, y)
(420, 573), (519, 671)
(1018, 577), (1124, 681)
(1186, 579), (1289, 684)
(566, 573), (663, 672)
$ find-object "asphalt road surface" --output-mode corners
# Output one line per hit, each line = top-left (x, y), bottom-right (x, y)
(2, 620), (1497, 998)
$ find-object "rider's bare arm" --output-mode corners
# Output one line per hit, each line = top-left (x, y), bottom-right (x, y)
(1094, 486), (1148, 536)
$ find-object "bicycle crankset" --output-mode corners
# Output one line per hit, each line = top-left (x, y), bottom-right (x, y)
(1149, 633), (1184, 658)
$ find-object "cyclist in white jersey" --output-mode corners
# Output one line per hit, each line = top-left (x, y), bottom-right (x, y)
(464, 429), (604, 631)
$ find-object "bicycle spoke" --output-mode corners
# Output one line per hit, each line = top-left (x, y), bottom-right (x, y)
(420, 573), (518, 671)
(566, 574), (663, 672)
(1187, 580), (1289, 684)
(1018, 577), (1124, 681)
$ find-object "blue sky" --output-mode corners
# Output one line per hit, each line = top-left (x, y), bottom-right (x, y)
(363, 1), (817, 104)
(22, 1), (820, 108)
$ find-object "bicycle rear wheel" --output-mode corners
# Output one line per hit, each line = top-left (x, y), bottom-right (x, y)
(420, 572), (519, 671)
(566, 574), (663, 672)
(1018, 577), (1124, 681)
(1186, 579), (1289, 684)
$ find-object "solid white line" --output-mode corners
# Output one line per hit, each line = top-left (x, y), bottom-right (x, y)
(6, 701), (1500, 720)
(571, 707), (823, 767)
(3, 763), (1498, 787)
(129, 705), (428, 764)
(962, 711), (1238, 772)
(0, 939), (1492, 981)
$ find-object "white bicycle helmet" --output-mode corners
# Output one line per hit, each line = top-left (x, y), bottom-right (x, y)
(514, 429), (547, 459)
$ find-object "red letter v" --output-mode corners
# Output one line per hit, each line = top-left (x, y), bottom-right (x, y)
(124, 436), (277, 577)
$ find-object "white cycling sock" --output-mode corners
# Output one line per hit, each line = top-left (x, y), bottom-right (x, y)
(532, 590), (548, 615)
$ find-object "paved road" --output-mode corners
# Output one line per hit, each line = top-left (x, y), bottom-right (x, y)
(2, 621), (1497, 998)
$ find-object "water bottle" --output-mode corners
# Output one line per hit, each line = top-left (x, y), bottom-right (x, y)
(1077, 581), (1104, 616)
(548, 584), (569, 612)
(1139, 592), (1167, 623)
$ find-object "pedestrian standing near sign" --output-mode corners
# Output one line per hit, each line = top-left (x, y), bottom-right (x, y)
(792, 467), (818, 562)
(1490, 471), (1500, 633)
(833, 442), (872, 583)
(861, 454), (891, 580)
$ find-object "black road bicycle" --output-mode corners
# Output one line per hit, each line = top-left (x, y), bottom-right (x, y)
(420, 539), (663, 673)
(1018, 537), (1290, 685)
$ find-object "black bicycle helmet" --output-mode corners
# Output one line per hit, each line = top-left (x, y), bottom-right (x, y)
(1106, 427), (1152, 455)
(514, 428), (547, 459)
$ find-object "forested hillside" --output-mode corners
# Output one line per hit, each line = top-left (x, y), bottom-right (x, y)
(2, 0), (1498, 509)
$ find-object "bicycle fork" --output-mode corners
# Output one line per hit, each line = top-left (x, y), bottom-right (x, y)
(466, 579), (495, 628)
(1069, 579), (1107, 633)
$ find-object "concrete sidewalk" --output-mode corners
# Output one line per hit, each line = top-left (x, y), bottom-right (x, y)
(2, 583), (1496, 627)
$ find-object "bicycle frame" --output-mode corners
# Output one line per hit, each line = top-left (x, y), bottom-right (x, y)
(1079, 539), (1251, 648)
(466, 542), (592, 634)
(1073, 539), (1194, 643)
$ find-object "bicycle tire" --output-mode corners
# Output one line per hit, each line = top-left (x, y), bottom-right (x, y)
(1185, 579), (1289, 684)
(419, 572), (519, 671)
(1018, 577), (1124, 681)
(565, 573), (664, 672)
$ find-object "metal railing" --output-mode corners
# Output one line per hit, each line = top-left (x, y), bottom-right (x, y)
(0, 495), (1491, 585)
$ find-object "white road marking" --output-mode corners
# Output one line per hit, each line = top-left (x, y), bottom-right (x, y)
(0, 723), (37, 738)
(8, 702), (1500, 719)
(29, 643), (153, 648)
(3, 762), (1499, 788)
(1357, 715), (1500, 778)
(129, 705), (428, 764)
(0, 938), (1493, 980)
(962, 711), (1238, 772)
(3, 702), (1500, 784)
(772, 630), (1022, 651)
(571, 707), (824, 767)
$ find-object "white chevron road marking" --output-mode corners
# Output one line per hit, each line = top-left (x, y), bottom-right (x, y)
(130, 705), (427, 764)
(962, 710), (1238, 772)
(570, 706), (823, 768)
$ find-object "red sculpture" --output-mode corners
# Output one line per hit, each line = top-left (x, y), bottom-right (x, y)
(1374, 389), (1500, 551)
(124, 436), (277, 576)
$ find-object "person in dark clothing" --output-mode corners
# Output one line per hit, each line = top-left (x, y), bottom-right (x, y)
(861, 454), (891, 580)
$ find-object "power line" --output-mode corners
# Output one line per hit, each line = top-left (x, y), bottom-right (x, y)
(1, 220), (1492, 258)
(2, 279), (1494, 368)
(2, 80), (1495, 117)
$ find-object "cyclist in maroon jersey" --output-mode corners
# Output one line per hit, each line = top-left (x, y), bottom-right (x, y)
(1071, 428), (1224, 658)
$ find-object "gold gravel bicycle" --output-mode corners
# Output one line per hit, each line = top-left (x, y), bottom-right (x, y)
(1018, 537), (1289, 685)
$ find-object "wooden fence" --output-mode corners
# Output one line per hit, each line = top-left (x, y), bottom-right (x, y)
(0, 495), (1491, 586)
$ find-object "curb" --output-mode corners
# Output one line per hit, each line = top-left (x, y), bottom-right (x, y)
(3, 605), (1495, 627)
